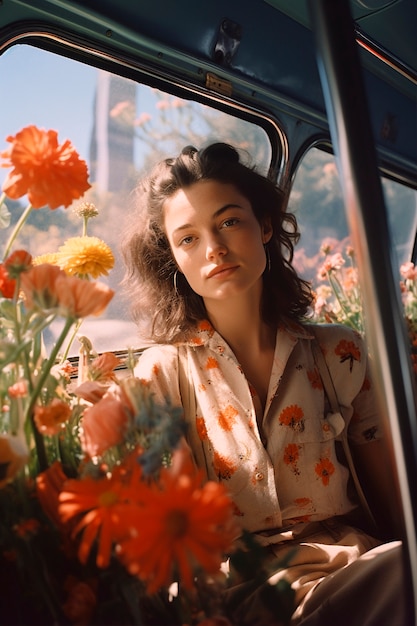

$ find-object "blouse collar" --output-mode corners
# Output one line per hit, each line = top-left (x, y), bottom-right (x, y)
(179, 318), (315, 349)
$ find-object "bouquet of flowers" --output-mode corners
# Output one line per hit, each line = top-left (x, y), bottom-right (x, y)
(0, 126), (294, 626)
(311, 238), (417, 376)
(310, 240), (364, 333)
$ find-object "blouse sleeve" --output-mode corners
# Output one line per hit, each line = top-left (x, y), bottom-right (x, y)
(349, 354), (383, 445)
(314, 324), (383, 446)
(134, 344), (182, 408)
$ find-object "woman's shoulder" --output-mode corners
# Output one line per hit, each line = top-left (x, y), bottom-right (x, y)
(308, 322), (364, 348)
(134, 343), (182, 405)
(306, 323), (368, 394)
(136, 343), (179, 369)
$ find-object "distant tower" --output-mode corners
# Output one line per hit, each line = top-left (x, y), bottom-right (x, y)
(89, 70), (136, 193)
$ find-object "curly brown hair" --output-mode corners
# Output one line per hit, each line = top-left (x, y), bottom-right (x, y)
(121, 142), (313, 343)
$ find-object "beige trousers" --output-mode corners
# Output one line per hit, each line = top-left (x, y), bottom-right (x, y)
(224, 521), (408, 626)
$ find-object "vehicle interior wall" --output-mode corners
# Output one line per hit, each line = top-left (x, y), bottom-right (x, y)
(1, 0), (416, 185)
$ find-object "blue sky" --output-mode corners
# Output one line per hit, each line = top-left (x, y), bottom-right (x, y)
(0, 45), (96, 185)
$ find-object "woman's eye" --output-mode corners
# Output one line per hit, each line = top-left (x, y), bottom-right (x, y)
(179, 235), (194, 246)
(222, 218), (239, 228)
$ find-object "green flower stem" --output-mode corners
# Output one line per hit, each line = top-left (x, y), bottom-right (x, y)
(12, 279), (34, 396)
(327, 271), (363, 333)
(60, 317), (84, 363)
(3, 203), (34, 260)
(328, 273), (355, 324)
(24, 316), (76, 471)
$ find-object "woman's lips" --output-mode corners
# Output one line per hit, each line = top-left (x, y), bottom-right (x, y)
(207, 264), (239, 278)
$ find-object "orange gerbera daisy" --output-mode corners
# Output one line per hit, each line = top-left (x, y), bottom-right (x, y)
(59, 451), (144, 568)
(1, 125), (91, 209)
(117, 447), (239, 593)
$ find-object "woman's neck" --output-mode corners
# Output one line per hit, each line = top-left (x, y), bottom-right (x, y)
(207, 298), (276, 414)
(205, 293), (275, 356)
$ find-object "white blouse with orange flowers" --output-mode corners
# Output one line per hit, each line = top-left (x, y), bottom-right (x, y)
(135, 320), (381, 540)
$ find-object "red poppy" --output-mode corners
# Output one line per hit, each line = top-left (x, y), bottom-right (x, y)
(34, 399), (72, 436)
(54, 274), (114, 318)
(80, 394), (129, 457)
(89, 352), (121, 382)
(0, 264), (16, 298)
(20, 264), (114, 318)
(4, 249), (32, 278)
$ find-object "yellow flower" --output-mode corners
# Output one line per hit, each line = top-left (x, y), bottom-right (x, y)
(33, 252), (61, 266)
(57, 236), (115, 279)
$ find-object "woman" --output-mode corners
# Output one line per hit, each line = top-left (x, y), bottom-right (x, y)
(122, 143), (405, 625)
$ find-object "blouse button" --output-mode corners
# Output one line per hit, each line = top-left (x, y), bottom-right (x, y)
(255, 472), (264, 481)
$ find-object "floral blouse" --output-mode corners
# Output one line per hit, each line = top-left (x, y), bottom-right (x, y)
(135, 320), (381, 538)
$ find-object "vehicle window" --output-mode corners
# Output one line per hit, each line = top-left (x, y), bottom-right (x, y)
(0, 44), (271, 354)
(291, 147), (417, 288)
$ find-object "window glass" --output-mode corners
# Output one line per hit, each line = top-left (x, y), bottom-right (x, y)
(291, 147), (417, 287)
(0, 44), (271, 354)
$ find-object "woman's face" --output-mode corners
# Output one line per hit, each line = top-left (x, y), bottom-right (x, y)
(163, 180), (272, 306)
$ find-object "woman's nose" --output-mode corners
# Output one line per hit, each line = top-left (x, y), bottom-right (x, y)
(205, 235), (227, 261)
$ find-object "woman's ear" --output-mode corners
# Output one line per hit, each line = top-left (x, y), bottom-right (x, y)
(262, 218), (273, 244)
